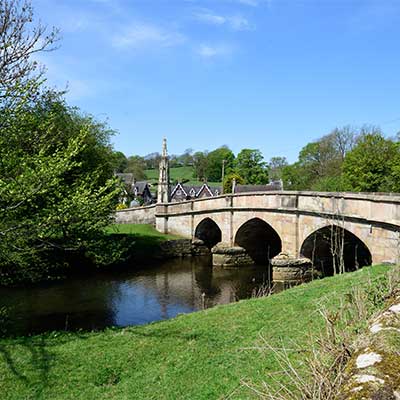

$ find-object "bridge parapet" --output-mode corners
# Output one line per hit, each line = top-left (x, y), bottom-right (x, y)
(157, 191), (400, 226)
(155, 191), (400, 265)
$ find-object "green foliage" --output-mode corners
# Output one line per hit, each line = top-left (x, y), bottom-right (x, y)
(268, 156), (288, 181)
(205, 146), (235, 182)
(0, 92), (122, 284)
(126, 155), (146, 179)
(223, 173), (245, 193)
(192, 151), (208, 181)
(343, 132), (398, 192)
(111, 151), (128, 173)
(235, 149), (269, 184)
(310, 175), (349, 192)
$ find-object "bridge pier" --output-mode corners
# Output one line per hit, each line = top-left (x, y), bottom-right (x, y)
(271, 252), (316, 286)
(211, 243), (254, 267)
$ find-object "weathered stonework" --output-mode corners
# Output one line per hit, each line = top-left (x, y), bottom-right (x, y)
(155, 239), (210, 259)
(211, 244), (254, 267)
(271, 252), (316, 284)
(155, 191), (400, 266)
(115, 204), (156, 225)
(338, 291), (400, 399)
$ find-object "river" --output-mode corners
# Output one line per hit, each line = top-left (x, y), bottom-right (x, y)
(0, 257), (272, 336)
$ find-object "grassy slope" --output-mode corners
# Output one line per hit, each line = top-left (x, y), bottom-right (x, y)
(0, 265), (391, 400)
(105, 223), (180, 239)
(145, 166), (221, 187)
(105, 224), (182, 259)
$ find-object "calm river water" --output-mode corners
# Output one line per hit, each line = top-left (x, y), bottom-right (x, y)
(1, 257), (272, 336)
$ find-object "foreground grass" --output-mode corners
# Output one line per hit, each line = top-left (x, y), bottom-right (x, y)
(0, 265), (392, 400)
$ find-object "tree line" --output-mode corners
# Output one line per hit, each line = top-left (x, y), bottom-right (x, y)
(115, 124), (400, 195)
(282, 125), (400, 193)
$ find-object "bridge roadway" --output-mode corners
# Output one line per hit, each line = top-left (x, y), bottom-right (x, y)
(155, 191), (400, 266)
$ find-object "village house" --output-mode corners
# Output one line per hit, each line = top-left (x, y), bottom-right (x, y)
(115, 173), (154, 205)
(170, 183), (222, 202)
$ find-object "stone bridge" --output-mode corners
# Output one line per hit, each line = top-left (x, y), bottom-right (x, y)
(155, 191), (400, 275)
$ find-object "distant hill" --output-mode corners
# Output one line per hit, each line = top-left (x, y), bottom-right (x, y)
(144, 166), (220, 187)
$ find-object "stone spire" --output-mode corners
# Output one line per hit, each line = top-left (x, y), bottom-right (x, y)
(157, 137), (170, 203)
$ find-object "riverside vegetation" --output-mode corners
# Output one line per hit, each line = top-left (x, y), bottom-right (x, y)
(0, 264), (398, 400)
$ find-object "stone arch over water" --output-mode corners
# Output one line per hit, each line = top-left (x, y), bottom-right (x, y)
(194, 218), (222, 249)
(234, 218), (282, 264)
(300, 225), (372, 277)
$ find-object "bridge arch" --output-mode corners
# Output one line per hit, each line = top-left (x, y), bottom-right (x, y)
(300, 225), (372, 277)
(234, 217), (282, 264)
(194, 218), (222, 249)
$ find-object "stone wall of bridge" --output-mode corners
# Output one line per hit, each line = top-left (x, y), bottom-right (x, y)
(155, 191), (400, 265)
(115, 204), (156, 225)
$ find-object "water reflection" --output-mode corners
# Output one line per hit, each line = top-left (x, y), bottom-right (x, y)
(0, 257), (271, 336)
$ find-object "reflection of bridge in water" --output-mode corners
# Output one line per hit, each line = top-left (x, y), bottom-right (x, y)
(156, 191), (400, 276)
(131, 258), (269, 318)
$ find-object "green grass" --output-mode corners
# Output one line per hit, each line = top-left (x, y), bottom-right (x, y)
(145, 166), (221, 187)
(0, 265), (393, 400)
(105, 223), (181, 240)
(105, 224), (182, 259)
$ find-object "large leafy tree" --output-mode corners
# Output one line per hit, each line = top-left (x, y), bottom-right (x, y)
(343, 132), (398, 192)
(283, 126), (359, 191)
(235, 149), (269, 184)
(205, 146), (235, 182)
(268, 156), (288, 181)
(193, 151), (208, 181)
(0, 0), (122, 283)
(126, 155), (146, 179)
(0, 93), (122, 283)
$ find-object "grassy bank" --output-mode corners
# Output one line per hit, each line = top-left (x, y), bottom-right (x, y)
(0, 264), (394, 399)
(105, 223), (183, 260)
(105, 223), (181, 239)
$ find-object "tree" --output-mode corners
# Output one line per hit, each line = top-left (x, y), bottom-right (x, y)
(235, 149), (269, 184)
(0, 0), (59, 106)
(223, 173), (244, 194)
(268, 156), (288, 181)
(193, 151), (208, 181)
(178, 148), (194, 167)
(205, 146), (235, 182)
(0, 0), (123, 283)
(143, 152), (161, 169)
(343, 132), (397, 192)
(112, 151), (128, 173)
(126, 155), (146, 180)
(281, 162), (308, 190)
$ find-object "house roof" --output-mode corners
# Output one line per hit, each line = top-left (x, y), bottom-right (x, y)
(115, 173), (135, 186)
(134, 181), (150, 194)
(170, 183), (188, 198)
(171, 183), (222, 198)
(234, 182), (282, 193)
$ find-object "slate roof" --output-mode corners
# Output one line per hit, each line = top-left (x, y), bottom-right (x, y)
(134, 181), (150, 194)
(171, 183), (223, 199)
(234, 181), (283, 193)
(115, 173), (135, 186)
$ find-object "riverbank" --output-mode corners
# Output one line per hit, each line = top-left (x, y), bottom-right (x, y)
(106, 223), (209, 261)
(0, 224), (199, 286)
(0, 264), (396, 400)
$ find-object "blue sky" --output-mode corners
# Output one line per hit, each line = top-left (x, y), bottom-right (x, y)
(35, 0), (400, 162)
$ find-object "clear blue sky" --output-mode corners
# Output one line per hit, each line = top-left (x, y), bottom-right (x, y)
(35, 0), (400, 162)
